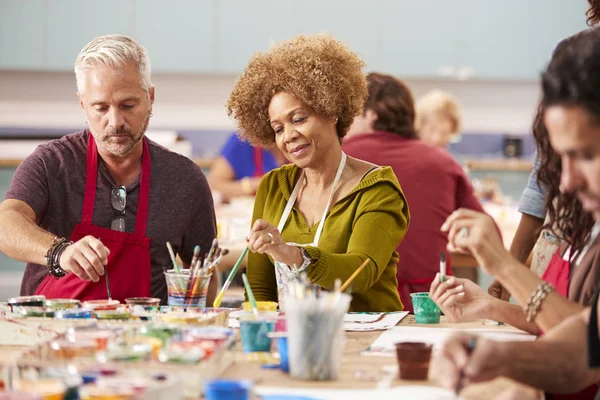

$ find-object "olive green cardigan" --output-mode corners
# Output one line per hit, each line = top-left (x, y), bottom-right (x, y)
(247, 163), (410, 312)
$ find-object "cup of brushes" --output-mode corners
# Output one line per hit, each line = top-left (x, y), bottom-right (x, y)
(165, 240), (225, 309)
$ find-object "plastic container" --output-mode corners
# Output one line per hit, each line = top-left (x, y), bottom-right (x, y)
(239, 320), (274, 353)
(13, 379), (65, 400)
(204, 380), (251, 400)
(19, 306), (55, 318)
(66, 328), (113, 351)
(8, 296), (45, 308)
(410, 292), (441, 324)
(44, 299), (82, 310)
(55, 308), (93, 319)
(124, 297), (161, 307)
(164, 269), (212, 308)
(82, 299), (120, 311)
(395, 342), (433, 380)
(94, 309), (132, 320)
(242, 301), (278, 312)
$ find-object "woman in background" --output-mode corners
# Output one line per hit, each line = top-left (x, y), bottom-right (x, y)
(343, 72), (487, 312)
(227, 34), (408, 312)
(415, 90), (461, 148)
(207, 133), (285, 201)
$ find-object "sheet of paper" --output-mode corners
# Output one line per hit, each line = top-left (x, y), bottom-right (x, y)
(364, 325), (536, 357)
(343, 312), (409, 332)
(256, 385), (457, 400)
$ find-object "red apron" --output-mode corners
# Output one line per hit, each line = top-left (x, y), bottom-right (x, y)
(35, 135), (152, 302)
(542, 250), (598, 400)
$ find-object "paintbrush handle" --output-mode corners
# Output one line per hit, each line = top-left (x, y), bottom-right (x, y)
(104, 265), (112, 300)
(339, 258), (370, 292)
(213, 246), (248, 308)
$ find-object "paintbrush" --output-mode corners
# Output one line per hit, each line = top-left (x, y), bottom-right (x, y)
(185, 245), (202, 304)
(166, 242), (182, 274)
(206, 249), (229, 275)
(97, 238), (112, 300)
(440, 251), (447, 283)
(242, 273), (260, 319)
(213, 246), (249, 308)
(202, 238), (219, 274)
(339, 258), (370, 292)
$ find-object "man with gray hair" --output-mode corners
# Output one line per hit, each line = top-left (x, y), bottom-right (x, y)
(0, 34), (217, 304)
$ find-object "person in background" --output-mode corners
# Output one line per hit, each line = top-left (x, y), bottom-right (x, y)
(414, 90), (462, 148)
(207, 133), (285, 202)
(0, 35), (217, 304)
(343, 72), (487, 312)
(488, 0), (600, 301)
(434, 27), (600, 399)
(227, 34), (408, 312)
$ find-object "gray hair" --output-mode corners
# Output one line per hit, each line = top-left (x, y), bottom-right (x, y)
(74, 34), (152, 94)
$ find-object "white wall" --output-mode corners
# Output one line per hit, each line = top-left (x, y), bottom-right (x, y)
(0, 71), (541, 134)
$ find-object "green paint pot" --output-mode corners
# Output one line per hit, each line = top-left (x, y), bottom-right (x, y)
(410, 292), (441, 324)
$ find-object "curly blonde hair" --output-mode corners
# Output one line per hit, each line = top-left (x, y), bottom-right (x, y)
(226, 34), (368, 147)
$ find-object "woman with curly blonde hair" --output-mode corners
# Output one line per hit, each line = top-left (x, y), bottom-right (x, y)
(227, 34), (408, 311)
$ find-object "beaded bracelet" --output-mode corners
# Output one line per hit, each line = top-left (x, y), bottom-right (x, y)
(525, 282), (554, 322)
(44, 236), (71, 278)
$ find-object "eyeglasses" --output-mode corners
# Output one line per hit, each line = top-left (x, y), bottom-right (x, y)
(110, 186), (126, 232)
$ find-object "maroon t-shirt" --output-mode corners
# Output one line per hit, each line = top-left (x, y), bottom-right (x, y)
(6, 130), (216, 302)
(343, 131), (486, 312)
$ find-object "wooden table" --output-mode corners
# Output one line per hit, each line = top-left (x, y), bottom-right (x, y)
(0, 315), (526, 398)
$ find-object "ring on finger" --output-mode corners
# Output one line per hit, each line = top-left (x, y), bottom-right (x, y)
(267, 232), (275, 244)
(459, 227), (469, 239)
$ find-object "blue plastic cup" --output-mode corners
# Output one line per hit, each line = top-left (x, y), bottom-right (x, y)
(277, 336), (289, 373)
(204, 380), (251, 400)
(240, 319), (275, 353)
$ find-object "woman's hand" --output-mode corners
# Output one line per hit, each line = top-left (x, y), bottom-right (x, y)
(429, 275), (493, 322)
(441, 208), (511, 276)
(246, 219), (302, 267)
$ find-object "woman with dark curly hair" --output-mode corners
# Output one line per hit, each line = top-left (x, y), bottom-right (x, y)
(227, 34), (408, 312)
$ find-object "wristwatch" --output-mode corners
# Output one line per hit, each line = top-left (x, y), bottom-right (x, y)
(298, 248), (315, 271)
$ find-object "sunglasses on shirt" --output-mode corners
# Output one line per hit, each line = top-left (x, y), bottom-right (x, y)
(110, 186), (126, 232)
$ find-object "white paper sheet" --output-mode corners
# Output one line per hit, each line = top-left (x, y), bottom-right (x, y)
(255, 385), (457, 400)
(364, 325), (536, 357)
(343, 312), (409, 332)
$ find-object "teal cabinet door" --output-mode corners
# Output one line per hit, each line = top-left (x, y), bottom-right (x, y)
(0, 0), (46, 70)
(294, 0), (379, 71)
(215, 0), (300, 73)
(379, 0), (460, 77)
(134, 0), (214, 73)
(46, 0), (130, 70)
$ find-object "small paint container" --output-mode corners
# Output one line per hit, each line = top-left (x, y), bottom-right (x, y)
(79, 385), (135, 400)
(125, 297), (161, 307)
(159, 311), (202, 325)
(277, 336), (289, 373)
(8, 295), (45, 308)
(55, 308), (93, 319)
(44, 298), (82, 310)
(204, 380), (251, 400)
(242, 301), (278, 312)
(19, 306), (55, 318)
(239, 319), (275, 353)
(50, 339), (97, 360)
(395, 342), (433, 380)
(83, 299), (120, 311)
(94, 309), (132, 320)
(410, 293), (441, 324)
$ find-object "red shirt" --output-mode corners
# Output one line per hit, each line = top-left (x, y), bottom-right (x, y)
(343, 131), (485, 312)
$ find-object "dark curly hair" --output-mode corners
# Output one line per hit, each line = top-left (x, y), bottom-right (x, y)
(226, 34), (368, 147)
(364, 73), (417, 139)
(533, 104), (595, 261)
(537, 27), (600, 260)
(587, 0), (600, 26)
